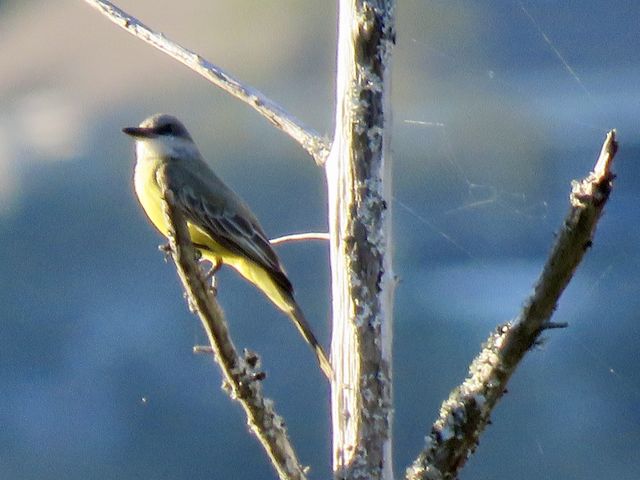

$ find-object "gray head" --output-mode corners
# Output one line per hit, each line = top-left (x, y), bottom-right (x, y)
(122, 113), (193, 141)
(123, 114), (200, 161)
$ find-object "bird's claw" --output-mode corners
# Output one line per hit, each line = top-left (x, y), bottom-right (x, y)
(159, 242), (173, 261)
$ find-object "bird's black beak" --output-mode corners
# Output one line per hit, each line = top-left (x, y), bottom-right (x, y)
(122, 126), (157, 138)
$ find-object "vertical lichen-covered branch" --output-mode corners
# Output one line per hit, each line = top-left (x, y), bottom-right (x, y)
(406, 130), (618, 480)
(326, 1), (396, 480)
(157, 167), (309, 480)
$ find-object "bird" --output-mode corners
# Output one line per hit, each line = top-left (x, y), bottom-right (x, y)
(122, 114), (332, 379)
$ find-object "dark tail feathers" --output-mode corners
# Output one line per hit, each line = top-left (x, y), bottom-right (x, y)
(289, 303), (333, 380)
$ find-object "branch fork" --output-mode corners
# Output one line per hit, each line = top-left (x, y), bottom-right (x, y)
(86, 1), (619, 479)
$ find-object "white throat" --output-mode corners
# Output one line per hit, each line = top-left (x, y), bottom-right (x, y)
(135, 136), (198, 164)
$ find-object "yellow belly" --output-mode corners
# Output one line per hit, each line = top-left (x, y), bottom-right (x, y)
(134, 160), (293, 314)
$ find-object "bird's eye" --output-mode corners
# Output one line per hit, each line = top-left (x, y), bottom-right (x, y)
(156, 123), (175, 136)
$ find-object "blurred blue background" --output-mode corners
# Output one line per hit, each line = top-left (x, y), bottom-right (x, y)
(1, 1), (639, 479)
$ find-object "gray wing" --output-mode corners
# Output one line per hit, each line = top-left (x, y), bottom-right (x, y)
(161, 159), (293, 295)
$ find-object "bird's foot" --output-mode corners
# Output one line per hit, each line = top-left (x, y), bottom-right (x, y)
(159, 242), (173, 261)
(204, 259), (222, 296)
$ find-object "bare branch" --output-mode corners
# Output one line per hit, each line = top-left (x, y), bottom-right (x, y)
(328, 1), (396, 480)
(84, 0), (330, 164)
(270, 232), (330, 246)
(157, 167), (309, 480)
(406, 130), (618, 480)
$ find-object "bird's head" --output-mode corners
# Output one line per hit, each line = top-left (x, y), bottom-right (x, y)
(123, 114), (197, 160)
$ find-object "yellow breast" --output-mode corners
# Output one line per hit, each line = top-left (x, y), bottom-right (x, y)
(132, 145), (291, 313)
(133, 146), (224, 261)
(134, 150), (170, 238)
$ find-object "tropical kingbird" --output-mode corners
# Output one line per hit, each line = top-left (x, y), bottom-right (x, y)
(123, 114), (332, 379)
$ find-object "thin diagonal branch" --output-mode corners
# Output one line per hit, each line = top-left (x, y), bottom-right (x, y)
(158, 167), (309, 480)
(270, 232), (330, 245)
(84, 0), (331, 164)
(406, 130), (618, 480)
